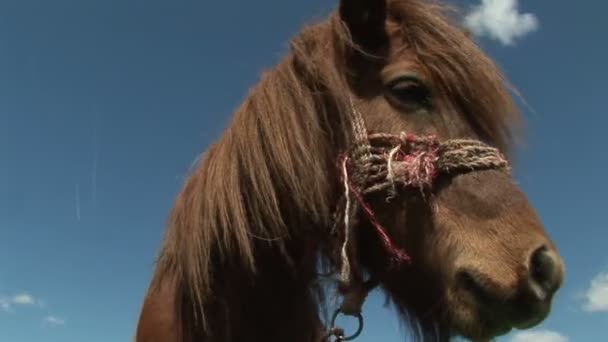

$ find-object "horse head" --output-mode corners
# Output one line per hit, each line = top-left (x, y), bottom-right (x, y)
(135, 1), (565, 341)
(328, 0), (565, 340)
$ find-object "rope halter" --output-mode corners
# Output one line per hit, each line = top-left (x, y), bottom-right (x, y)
(346, 132), (510, 196)
(325, 101), (511, 341)
(338, 131), (511, 276)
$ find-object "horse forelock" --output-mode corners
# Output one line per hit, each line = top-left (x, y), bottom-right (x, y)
(148, 0), (523, 340)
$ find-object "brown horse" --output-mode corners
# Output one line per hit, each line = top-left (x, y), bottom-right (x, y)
(135, 0), (565, 341)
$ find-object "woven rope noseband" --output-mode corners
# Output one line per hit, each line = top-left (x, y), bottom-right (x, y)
(326, 100), (511, 340)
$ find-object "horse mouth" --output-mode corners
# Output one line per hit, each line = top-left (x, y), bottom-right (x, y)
(447, 300), (551, 341)
(446, 280), (552, 341)
(443, 301), (515, 341)
(452, 314), (513, 342)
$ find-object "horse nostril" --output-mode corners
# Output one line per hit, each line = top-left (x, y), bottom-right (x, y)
(454, 248), (564, 331)
(528, 246), (562, 300)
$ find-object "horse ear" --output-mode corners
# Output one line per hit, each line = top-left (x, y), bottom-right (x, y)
(339, 0), (388, 51)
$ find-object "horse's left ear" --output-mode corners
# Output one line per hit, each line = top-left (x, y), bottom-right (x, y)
(339, 0), (388, 51)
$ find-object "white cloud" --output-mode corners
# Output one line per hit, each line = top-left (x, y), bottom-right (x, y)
(583, 271), (608, 312)
(464, 0), (539, 46)
(0, 298), (11, 312)
(0, 293), (45, 313)
(509, 330), (569, 342)
(12, 293), (36, 305)
(43, 315), (66, 327)
(1, 293), (65, 327)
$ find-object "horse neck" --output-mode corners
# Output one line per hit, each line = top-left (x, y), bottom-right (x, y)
(197, 233), (327, 341)
(170, 72), (343, 341)
(140, 235), (329, 342)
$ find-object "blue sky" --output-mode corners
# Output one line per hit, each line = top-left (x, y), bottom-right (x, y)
(0, 0), (605, 341)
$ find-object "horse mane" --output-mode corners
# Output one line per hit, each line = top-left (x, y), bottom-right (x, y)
(151, 16), (354, 320)
(149, 0), (521, 336)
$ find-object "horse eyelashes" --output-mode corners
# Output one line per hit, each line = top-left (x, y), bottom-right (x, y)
(387, 76), (433, 110)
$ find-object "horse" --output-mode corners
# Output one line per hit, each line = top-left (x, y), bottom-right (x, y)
(134, 0), (565, 341)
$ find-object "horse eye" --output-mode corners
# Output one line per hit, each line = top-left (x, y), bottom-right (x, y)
(386, 76), (432, 110)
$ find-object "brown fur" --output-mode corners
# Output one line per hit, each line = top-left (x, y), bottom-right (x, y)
(135, 1), (563, 341)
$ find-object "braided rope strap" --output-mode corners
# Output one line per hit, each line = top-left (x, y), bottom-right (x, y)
(338, 132), (511, 268)
(352, 132), (510, 195)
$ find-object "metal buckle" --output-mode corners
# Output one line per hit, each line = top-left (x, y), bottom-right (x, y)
(328, 309), (364, 341)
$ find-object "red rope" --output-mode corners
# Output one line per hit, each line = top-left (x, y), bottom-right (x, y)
(347, 179), (411, 266)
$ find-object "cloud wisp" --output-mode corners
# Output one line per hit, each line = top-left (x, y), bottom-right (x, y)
(0, 292), (39, 311)
(464, 0), (539, 46)
(12, 293), (36, 305)
(582, 271), (608, 312)
(0, 298), (11, 312)
(43, 315), (66, 327)
(509, 329), (569, 342)
(1, 292), (66, 328)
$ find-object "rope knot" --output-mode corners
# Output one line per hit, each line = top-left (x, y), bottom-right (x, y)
(387, 133), (440, 195)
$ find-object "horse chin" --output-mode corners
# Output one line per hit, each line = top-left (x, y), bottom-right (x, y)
(448, 314), (513, 342)
(444, 295), (551, 341)
(437, 259), (557, 340)
(444, 290), (515, 342)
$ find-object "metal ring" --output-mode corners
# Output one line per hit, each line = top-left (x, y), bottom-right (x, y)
(330, 309), (364, 341)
